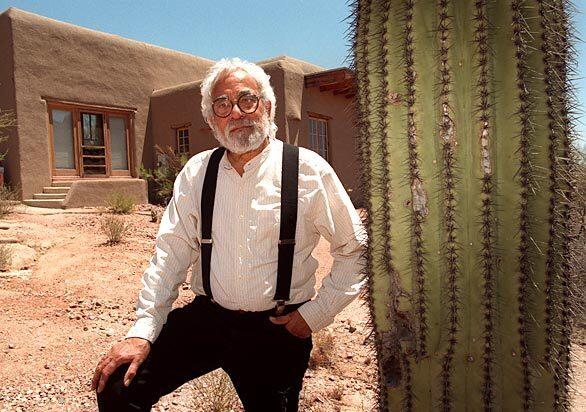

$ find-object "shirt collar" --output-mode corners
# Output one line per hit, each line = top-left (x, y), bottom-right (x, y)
(221, 136), (276, 171)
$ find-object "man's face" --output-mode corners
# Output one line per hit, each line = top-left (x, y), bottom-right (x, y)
(209, 70), (271, 154)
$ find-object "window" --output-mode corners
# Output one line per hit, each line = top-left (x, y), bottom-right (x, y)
(51, 110), (75, 169)
(176, 127), (190, 155)
(109, 116), (128, 170)
(48, 101), (133, 177)
(309, 117), (328, 161)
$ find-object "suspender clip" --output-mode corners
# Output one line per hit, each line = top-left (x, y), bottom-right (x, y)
(278, 239), (296, 245)
(274, 299), (287, 316)
(201, 238), (213, 244)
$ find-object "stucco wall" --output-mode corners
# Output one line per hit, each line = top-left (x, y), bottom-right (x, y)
(0, 12), (19, 194)
(300, 88), (363, 207)
(62, 179), (148, 208)
(3, 7), (214, 199)
(149, 80), (215, 159)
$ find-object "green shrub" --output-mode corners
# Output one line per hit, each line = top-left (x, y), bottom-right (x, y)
(0, 185), (17, 218)
(100, 215), (129, 245)
(308, 330), (335, 370)
(106, 192), (135, 214)
(140, 144), (189, 205)
(0, 244), (12, 271)
(0, 110), (16, 163)
(190, 369), (241, 412)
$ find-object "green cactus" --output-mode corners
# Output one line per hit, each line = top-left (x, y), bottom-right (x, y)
(350, 0), (581, 410)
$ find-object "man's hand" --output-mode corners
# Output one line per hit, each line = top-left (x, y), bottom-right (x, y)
(269, 310), (312, 339)
(91, 337), (151, 394)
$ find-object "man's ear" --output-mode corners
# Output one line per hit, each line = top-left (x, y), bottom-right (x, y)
(264, 100), (271, 115)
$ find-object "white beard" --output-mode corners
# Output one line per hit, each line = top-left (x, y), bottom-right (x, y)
(211, 114), (272, 154)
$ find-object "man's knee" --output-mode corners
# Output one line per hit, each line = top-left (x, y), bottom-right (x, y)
(237, 382), (302, 412)
(96, 365), (151, 411)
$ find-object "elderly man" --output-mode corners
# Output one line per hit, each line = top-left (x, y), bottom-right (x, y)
(92, 58), (366, 411)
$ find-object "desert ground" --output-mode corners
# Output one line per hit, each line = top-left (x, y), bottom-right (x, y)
(0, 204), (583, 411)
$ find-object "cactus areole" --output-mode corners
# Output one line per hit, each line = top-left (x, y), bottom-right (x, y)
(351, 0), (579, 410)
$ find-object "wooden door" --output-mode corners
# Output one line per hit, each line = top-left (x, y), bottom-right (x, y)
(79, 111), (108, 177)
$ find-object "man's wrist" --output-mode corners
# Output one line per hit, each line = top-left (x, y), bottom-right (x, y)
(297, 300), (333, 333)
(125, 336), (152, 345)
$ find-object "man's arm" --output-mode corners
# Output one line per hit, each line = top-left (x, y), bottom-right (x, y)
(296, 161), (368, 333)
(124, 167), (199, 343)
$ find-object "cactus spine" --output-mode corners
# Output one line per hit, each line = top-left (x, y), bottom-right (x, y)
(351, 0), (580, 410)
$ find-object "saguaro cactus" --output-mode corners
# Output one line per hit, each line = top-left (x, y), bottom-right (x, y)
(351, 0), (581, 410)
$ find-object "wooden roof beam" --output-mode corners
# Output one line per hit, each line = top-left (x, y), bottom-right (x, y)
(304, 69), (353, 88)
(319, 79), (354, 92)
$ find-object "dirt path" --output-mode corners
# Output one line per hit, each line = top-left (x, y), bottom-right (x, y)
(0, 207), (583, 411)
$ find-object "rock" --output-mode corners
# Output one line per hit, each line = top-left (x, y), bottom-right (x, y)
(0, 243), (37, 271)
(348, 326), (357, 333)
(8, 344), (14, 349)
(39, 240), (54, 249)
(44, 364), (50, 369)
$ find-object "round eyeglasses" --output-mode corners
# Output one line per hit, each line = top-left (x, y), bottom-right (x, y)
(212, 94), (260, 118)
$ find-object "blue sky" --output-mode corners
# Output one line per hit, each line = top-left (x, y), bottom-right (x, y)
(0, 0), (584, 143)
(0, 1), (353, 68)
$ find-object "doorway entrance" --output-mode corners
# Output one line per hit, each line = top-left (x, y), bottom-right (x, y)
(48, 101), (134, 179)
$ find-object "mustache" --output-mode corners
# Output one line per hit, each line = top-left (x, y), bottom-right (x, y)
(226, 119), (256, 133)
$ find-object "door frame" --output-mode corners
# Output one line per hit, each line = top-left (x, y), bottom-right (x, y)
(47, 100), (135, 179)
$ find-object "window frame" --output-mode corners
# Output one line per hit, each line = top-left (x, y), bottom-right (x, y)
(47, 100), (135, 178)
(176, 127), (190, 156)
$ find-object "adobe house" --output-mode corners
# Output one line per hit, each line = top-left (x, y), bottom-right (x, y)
(0, 7), (362, 208)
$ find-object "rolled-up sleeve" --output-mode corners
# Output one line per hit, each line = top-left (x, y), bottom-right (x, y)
(124, 167), (199, 343)
(297, 162), (367, 332)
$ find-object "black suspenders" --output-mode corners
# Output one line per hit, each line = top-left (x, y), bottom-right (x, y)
(200, 147), (225, 300)
(200, 142), (299, 315)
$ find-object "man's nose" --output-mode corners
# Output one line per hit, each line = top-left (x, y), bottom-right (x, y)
(230, 103), (244, 120)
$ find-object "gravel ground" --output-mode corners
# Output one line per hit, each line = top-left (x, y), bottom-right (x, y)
(0, 205), (583, 411)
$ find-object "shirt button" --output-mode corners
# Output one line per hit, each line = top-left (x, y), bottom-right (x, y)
(239, 214), (244, 219)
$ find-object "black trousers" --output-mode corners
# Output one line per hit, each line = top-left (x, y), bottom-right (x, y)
(96, 295), (313, 411)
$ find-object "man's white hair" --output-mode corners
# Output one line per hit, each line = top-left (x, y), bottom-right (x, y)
(200, 57), (277, 138)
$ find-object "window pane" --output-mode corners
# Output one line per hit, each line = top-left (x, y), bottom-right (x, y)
(177, 129), (189, 155)
(52, 110), (75, 169)
(109, 116), (128, 170)
(81, 113), (104, 146)
(309, 119), (316, 151)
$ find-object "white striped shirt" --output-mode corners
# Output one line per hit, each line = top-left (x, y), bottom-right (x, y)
(125, 136), (367, 343)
